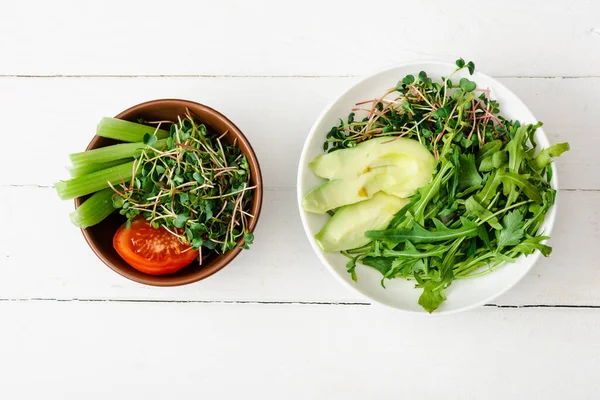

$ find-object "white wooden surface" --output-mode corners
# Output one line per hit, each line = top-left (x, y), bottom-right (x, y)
(1, 1), (599, 398)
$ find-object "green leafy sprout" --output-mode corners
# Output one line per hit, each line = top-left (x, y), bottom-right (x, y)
(110, 113), (256, 258)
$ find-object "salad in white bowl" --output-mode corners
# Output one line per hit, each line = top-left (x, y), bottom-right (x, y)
(297, 59), (569, 314)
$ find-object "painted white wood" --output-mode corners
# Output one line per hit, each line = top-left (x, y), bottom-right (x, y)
(0, 76), (595, 305)
(0, 302), (599, 399)
(0, 76), (593, 189)
(0, 0), (597, 396)
(0, 186), (597, 306)
(1, 0), (600, 77)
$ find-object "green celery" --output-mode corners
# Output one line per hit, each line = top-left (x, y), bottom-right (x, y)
(70, 188), (117, 228)
(55, 161), (135, 200)
(69, 139), (166, 167)
(68, 158), (131, 178)
(97, 117), (170, 143)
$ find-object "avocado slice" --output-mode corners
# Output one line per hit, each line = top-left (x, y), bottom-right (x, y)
(315, 192), (409, 252)
(302, 137), (435, 214)
(382, 163), (436, 198)
(302, 165), (416, 214)
(309, 137), (435, 180)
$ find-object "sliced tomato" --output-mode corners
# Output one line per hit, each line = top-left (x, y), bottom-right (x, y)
(113, 217), (199, 275)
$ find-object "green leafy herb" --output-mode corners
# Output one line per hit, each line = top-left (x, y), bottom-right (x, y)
(458, 154), (482, 191)
(464, 196), (502, 230)
(366, 218), (478, 244)
(532, 142), (570, 170)
(418, 280), (447, 313)
(496, 210), (525, 250)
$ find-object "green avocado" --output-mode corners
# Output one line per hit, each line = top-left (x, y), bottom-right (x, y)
(302, 165), (414, 214)
(315, 192), (409, 252)
(309, 137), (434, 180)
(302, 137), (435, 214)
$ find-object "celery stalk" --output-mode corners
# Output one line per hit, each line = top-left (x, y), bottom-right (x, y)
(97, 117), (170, 143)
(70, 188), (117, 228)
(55, 161), (136, 200)
(68, 158), (131, 178)
(69, 139), (167, 167)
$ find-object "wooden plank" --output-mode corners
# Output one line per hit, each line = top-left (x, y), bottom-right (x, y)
(1, 0), (599, 77)
(0, 301), (599, 399)
(0, 76), (594, 189)
(1, 186), (597, 306)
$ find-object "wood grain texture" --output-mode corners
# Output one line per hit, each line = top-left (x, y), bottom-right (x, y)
(0, 186), (597, 306)
(0, 0), (598, 397)
(0, 302), (599, 399)
(1, 0), (599, 77)
(0, 76), (594, 189)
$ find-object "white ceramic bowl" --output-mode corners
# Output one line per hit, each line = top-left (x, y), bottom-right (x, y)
(297, 61), (558, 315)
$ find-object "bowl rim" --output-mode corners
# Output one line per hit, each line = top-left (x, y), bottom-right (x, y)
(296, 61), (559, 314)
(75, 98), (263, 287)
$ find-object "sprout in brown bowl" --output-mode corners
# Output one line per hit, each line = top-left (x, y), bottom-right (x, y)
(55, 99), (263, 286)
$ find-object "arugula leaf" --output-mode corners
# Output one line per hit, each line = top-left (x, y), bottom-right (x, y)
(479, 150), (508, 172)
(387, 194), (421, 229)
(524, 190), (555, 235)
(361, 256), (393, 276)
(458, 153), (482, 191)
(499, 171), (543, 204)
(438, 201), (458, 224)
(510, 236), (552, 257)
(476, 170), (502, 206)
(476, 140), (503, 165)
(411, 159), (454, 225)
(532, 143), (570, 170)
(546, 165), (553, 182)
(367, 218), (478, 244)
(465, 239), (477, 257)
(505, 125), (527, 197)
(464, 196), (502, 229)
(477, 225), (492, 249)
(496, 210), (525, 250)
(388, 257), (422, 280)
(418, 280), (447, 313)
(346, 257), (358, 282)
(447, 147), (461, 200)
(382, 244), (450, 258)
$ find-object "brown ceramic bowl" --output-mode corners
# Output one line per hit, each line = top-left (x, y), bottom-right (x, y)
(74, 99), (263, 286)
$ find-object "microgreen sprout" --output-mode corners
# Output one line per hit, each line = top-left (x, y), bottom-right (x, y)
(323, 58), (507, 160)
(111, 112), (255, 256)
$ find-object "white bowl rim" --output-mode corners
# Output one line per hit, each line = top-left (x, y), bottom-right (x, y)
(296, 60), (559, 315)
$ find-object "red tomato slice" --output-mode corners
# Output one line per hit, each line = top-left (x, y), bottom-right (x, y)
(113, 217), (199, 275)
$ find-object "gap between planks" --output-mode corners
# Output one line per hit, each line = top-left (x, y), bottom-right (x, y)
(0, 298), (599, 310)
(1, 74), (600, 80)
